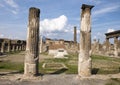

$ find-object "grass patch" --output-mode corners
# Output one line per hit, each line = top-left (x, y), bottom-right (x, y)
(65, 64), (78, 74)
(92, 55), (110, 60)
(6, 51), (23, 55)
(0, 53), (120, 75)
(40, 52), (48, 55)
(92, 55), (120, 74)
(0, 61), (24, 73)
(39, 54), (120, 74)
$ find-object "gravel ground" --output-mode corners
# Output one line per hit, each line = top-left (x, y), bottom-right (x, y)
(0, 74), (120, 85)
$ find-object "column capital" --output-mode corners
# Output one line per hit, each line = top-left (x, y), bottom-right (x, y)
(81, 4), (94, 9)
(29, 7), (40, 13)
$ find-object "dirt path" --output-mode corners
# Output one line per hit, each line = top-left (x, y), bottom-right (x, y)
(0, 74), (120, 85)
(0, 51), (53, 63)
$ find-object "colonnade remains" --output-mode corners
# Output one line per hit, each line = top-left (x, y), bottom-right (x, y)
(92, 30), (120, 57)
(0, 38), (26, 54)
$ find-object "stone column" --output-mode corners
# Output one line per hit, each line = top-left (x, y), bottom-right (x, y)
(16, 45), (19, 51)
(97, 39), (100, 53)
(40, 36), (42, 53)
(105, 38), (110, 54)
(24, 7), (40, 76)
(74, 26), (77, 43)
(12, 45), (14, 51)
(114, 37), (118, 57)
(78, 4), (94, 77)
(1, 42), (5, 53)
(19, 45), (22, 51)
(7, 40), (11, 52)
(21, 45), (23, 51)
(92, 39), (97, 54)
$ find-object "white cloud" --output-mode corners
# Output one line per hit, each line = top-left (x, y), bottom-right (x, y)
(4, 0), (19, 14)
(11, 10), (17, 14)
(40, 15), (67, 33)
(107, 28), (115, 33)
(93, 5), (120, 16)
(93, 36), (97, 39)
(0, 34), (4, 38)
(92, 32), (105, 42)
(89, 0), (102, 5)
(77, 29), (80, 34)
(4, 0), (18, 8)
(64, 29), (69, 33)
(97, 32), (103, 36)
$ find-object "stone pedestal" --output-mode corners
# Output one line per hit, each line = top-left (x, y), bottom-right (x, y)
(78, 4), (94, 77)
(24, 7), (40, 76)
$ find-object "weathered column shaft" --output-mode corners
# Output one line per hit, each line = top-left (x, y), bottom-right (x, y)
(78, 4), (94, 77)
(114, 37), (118, 57)
(1, 42), (5, 53)
(12, 45), (15, 51)
(40, 36), (42, 53)
(74, 26), (77, 43)
(16, 45), (19, 51)
(105, 38), (110, 52)
(24, 7), (40, 76)
(7, 41), (11, 52)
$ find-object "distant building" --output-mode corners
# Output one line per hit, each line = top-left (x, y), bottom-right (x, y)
(48, 44), (68, 58)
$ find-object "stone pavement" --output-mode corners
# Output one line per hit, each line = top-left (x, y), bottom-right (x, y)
(0, 74), (120, 85)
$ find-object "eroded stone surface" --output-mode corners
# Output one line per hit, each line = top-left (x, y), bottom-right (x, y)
(78, 4), (94, 77)
(24, 7), (40, 76)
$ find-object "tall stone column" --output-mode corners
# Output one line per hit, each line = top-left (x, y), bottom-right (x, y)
(78, 4), (94, 77)
(114, 37), (118, 57)
(1, 41), (5, 53)
(24, 7), (40, 77)
(74, 26), (77, 43)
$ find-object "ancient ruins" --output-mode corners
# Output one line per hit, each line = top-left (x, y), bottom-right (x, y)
(0, 38), (26, 54)
(24, 7), (40, 76)
(39, 26), (79, 58)
(92, 30), (120, 57)
(0, 4), (120, 80)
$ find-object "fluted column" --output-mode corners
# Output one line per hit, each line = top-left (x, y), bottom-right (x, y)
(24, 7), (40, 76)
(78, 4), (94, 77)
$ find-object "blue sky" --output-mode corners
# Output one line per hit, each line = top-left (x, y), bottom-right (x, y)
(0, 0), (120, 43)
